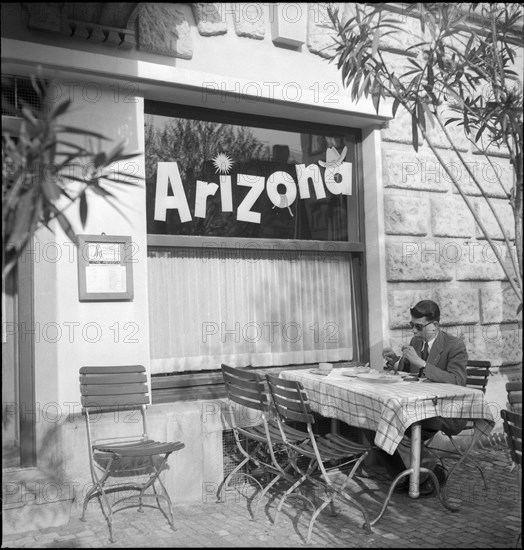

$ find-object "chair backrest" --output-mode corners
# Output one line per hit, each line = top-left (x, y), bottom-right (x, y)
(466, 360), (491, 394)
(266, 374), (315, 425)
(501, 409), (522, 467)
(221, 364), (268, 412)
(506, 380), (522, 414)
(79, 365), (150, 412)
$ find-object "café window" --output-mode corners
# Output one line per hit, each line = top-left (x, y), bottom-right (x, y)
(145, 102), (367, 379)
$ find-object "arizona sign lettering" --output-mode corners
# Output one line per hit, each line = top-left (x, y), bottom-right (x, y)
(154, 146), (352, 224)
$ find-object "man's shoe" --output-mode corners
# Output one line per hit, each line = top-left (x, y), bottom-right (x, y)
(393, 476), (436, 496)
(433, 463), (447, 486)
(393, 478), (409, 493)
(418, 476), (436, 496)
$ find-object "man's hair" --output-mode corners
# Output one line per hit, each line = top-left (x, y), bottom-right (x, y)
(410, 300), (440, 322)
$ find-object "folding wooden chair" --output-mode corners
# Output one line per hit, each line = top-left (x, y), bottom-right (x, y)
(425, 360), (491, 489)
(266, 374), (372, 544)
(79, 365), (185, 543)
(218, 364), (312, 519)
(506, 380), (522, 415)
(501, 409), (521, 547)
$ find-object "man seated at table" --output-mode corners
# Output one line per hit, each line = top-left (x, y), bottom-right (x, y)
(380, 299), (468, 496)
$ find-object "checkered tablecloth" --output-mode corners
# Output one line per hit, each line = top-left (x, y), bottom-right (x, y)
(280, 369), (495, 455)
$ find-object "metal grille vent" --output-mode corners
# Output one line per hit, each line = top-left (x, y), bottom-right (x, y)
(221, 429), (252, 489)
(2, 74), (43, 117)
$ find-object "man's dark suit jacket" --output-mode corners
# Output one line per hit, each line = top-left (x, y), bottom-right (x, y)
(400, 329), (469, 435)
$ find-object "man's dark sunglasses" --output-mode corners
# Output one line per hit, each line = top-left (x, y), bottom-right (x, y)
(409, 320), (435, 331)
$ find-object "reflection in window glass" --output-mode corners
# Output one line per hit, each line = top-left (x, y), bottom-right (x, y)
(145, 115), (360, 242)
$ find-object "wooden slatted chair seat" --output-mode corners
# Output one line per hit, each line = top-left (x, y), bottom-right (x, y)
(79, 365), (185, 543)
(237, 422), (306, 445)
(506, 381), (522, 415)
(266, 373), (372, 545)
(93, 441), (185, 457)
(502, 409), (522, 467)
(501, 408), (522, 547)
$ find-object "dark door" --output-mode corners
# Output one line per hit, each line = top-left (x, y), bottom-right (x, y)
(2, 251), (36, 468)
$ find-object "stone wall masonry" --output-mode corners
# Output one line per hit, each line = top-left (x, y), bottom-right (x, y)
(378, 4), (521, 391)
(502, 287), (521, 323)
(191, 3), (227, 36)
(22, 2), (63, 32)
(384, 195), (428, 235)
(450, 156), (514, 198)
(474, 141), (511, 159)
(479, 323), (523, 366)
(388, 284), (518, 333)
(380, 52), (417, 80)
(389, 321), (522, 367)
(138, 3), (192, 59)
(434, 288), (480, 325)
(423, 105), (471, 152)
(474, 198), (515, 241)
(307, 3), (337, 58)
(66, 3), (103, 24)
(231, 3), (265, 39)
(388, 289), (434, 328)
(431, 196), (475, 238)
(382, 148), (450, 192)
(381, 102), (470, 152)
(480, 287), (504, 324)
(381, 105), (414, 146)
(455, 242), (507, 280)
(98, 3), (138, 28)
(378, 11), (423, 51)
(386, 239), (454, 281)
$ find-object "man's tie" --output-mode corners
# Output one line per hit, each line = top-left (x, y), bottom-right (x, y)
(420, 342), (429, 361)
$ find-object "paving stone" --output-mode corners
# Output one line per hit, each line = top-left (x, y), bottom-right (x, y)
(1, 446), (520, 549)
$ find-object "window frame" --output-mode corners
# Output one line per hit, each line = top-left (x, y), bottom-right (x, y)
(144, 100), (369, 402)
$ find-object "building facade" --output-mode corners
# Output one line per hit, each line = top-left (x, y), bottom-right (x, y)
(2, 2), (522, 530)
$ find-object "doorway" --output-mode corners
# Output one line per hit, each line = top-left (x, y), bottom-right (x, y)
(2, 253), (36, 468)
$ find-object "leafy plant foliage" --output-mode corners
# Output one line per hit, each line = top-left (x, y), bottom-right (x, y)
(2, 74), (141, 277)
(328, 3), (522, 312)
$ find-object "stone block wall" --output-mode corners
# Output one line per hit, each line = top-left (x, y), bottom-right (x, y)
(379, 8), (522, 373)
(382, 141), (521, 367)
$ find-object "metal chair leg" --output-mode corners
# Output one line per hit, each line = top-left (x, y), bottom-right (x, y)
(216, 456), (250, 503)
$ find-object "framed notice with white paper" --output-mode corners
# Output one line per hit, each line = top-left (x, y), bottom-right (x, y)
(77, 235), (134, 301)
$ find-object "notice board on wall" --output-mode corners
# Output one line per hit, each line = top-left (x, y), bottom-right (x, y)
(77, 235), (134, 301)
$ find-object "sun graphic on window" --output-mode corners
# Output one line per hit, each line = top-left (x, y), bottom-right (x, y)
(212, 153), (234, 174)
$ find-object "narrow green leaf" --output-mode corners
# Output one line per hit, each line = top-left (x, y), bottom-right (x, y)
(463, 110), (470, 135)
(101, 176), (141, 187)
(50, 99), (72, 119)
(79, 192), (88, 227)
(111, 152), (140, 162)
(88, 184), (114, 198)
(417, 101), (426, 134)
(412, 114), (419, 152)
(54, 208), (78, 244)
(372, 28), (380, 57)
(444, 117), (461, 126)
(392, 97), (401, 118)
(41, 171), (61, 202)
(94, 152), (106, 168)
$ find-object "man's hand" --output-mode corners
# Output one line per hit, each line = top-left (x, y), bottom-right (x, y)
(401, 345), (425, 369)
(382, 347), (400, 370)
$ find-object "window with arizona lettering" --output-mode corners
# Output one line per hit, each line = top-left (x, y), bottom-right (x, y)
(144, 103), (367, 379)
(145, 113), (362, 243)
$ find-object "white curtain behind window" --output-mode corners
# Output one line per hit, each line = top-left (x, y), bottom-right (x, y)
(148, 247), (353, 373)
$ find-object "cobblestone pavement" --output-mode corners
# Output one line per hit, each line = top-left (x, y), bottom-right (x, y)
(2, 445), (521, 548)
